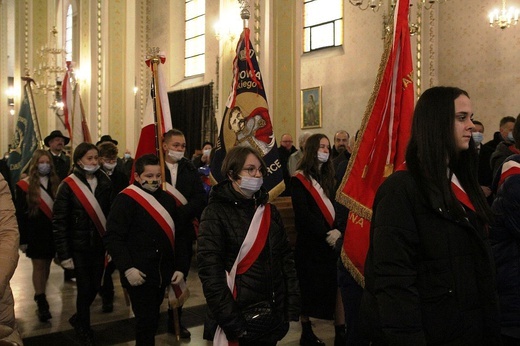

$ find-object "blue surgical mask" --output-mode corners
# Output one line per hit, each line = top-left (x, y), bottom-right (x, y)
(471, 132), (483, 145)
(124, 153), (131, 159)
(38, 163), (51, 175)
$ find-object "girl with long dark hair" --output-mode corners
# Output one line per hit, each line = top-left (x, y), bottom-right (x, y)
(15, 149), (60, 322)
(360, 86), (500, 345)
(291, 133), (343, 345)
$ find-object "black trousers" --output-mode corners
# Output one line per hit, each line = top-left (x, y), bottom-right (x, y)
(73, 251), (105, 329)
(127, 283), (166, 346)
(337, 260), (367, 346)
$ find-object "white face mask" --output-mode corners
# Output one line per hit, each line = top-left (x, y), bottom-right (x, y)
(82, 164), (100, 174)
(508, 131), (515, 142)
(237, 176), (263, 198)
(168, 150), (184, 162)
(103, 162), (117, 171)
(203, 149), (211, 157)
(38, 163), (51, 175)
(471, 132), (483, 145)
(317, 151), (329, 163)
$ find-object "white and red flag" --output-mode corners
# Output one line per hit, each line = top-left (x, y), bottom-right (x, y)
(336, 0), (415, 286)
(62, 61), (92, 150)
(131, 54), (172, 181)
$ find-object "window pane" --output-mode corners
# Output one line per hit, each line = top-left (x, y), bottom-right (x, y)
(186, 0), (205, 20)
(311, 23), (334, 50)
(186, 35), (205, 57)
(186, 16), (205, 38)
(185, 55), (205, 76)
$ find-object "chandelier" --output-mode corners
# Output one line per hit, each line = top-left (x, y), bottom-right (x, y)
(489, 0), (519, 29)
(34, 26), (66, 110)
(349, 0), (447, 12)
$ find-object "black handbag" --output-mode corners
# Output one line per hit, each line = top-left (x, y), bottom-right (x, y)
(242, 300), (288, 341)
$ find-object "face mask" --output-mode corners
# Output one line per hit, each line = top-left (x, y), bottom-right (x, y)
(237, 176), (263, 198)
(508, 131), (515, 142)
(3, 155), (8, 160)
(168, 150), (184, 162)
(317, 151), (329, 163)
(103, 162), (117, 171)
(82, 164), (100, 174)
(141, 179), (161, 193)
(471, 132), (483, 145)
(203, 149), (211, 157)
(124, 153), (131, 159)
(38, 163), (51, 175)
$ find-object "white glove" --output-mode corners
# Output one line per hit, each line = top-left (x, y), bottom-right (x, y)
(171, 271), (184, 285)
(61, 258), (75, 270)
(19, 244), (28, 253)
(125, 267), (146, 286)
(326, 229), (341, 247)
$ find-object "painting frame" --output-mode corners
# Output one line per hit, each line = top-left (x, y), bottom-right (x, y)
(301, 86), (322, 129)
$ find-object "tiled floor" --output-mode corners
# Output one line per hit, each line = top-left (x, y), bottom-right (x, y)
(11, 250), (336, 345)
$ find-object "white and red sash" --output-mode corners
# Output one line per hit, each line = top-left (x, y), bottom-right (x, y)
(294, 171), (335, 228)
(450, 174), (475, 212)
(63, 174), (107, 237)
(498, 159), (520, 188)
(165, 182), (188, 207)
(121, 185), (175, 248)
(214, 203), (272, 346)
(16, 178), (54, 220)
(165, 182), (200, 237)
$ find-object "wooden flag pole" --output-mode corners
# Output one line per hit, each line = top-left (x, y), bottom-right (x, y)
(148, 48), (167, 191)
(22, 75), (44, 149)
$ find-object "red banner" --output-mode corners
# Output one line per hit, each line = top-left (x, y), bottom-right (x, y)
(336, 0), (414, 286)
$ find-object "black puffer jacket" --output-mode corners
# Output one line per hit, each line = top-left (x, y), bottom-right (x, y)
(197, 180), (300, 341)
(53, 167), (113, 262)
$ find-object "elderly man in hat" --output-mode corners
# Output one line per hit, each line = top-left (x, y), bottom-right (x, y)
(44, 130), (71, 181)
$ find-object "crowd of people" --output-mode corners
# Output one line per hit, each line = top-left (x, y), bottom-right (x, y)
(1, 85), (520, 346)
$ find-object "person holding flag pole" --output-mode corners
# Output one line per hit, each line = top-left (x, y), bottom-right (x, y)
(104, 50), (191, 345)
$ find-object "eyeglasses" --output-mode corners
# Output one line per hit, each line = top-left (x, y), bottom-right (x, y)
(172, 142), (186, 149)
(241, 166), (263, 177)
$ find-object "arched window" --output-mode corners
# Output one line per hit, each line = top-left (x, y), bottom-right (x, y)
(185, 0), (205, 77)
(65, 4), (73, 61)
(303, 0), (343, 53)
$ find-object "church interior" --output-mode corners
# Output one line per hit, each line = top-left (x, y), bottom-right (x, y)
(1, 0), (520, 345)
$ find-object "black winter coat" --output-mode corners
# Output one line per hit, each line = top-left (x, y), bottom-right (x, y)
(360, 170), (501, 346)
(104, 182), (190, 288)
(15, 180), (56, 259)
(165, 158), (207, 240)
(490, 154), (520, 335)
(197, 181), (300, 342)
(52, 167), (113, 263)
(290, 174), (338, 320)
